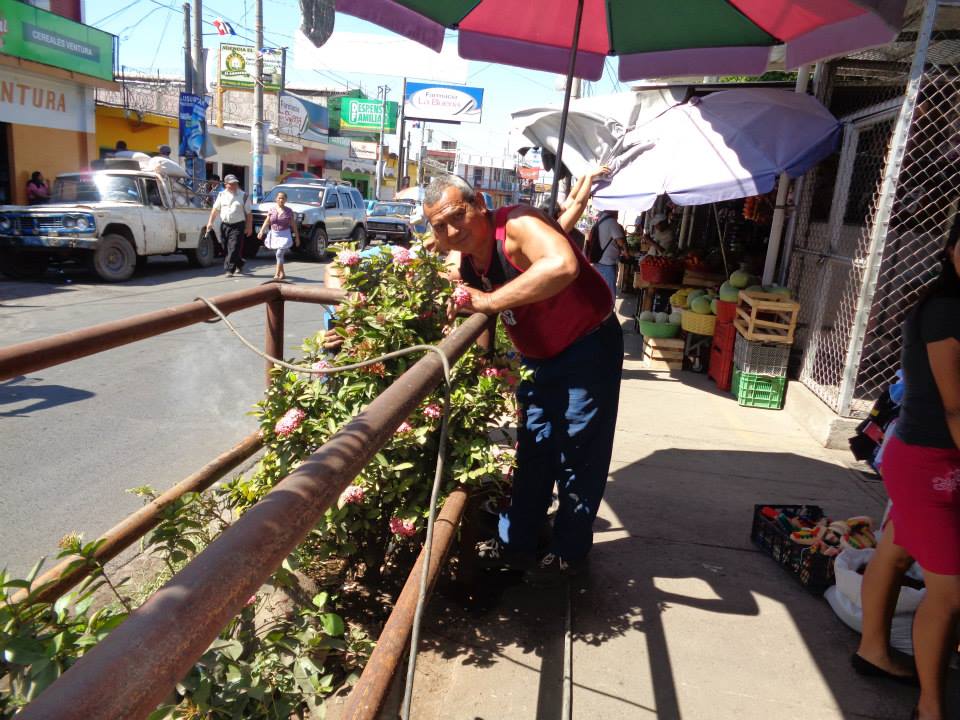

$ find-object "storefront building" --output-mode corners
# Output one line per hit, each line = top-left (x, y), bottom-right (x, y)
(0, 0), (116, 204)
(94, 104), (178, 158)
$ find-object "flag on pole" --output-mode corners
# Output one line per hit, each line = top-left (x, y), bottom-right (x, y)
(212, 18), (235, 36)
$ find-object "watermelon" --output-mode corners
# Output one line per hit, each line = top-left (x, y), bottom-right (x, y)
(710, 298), (718, 315)
(669, 311), (682, 325)
(687, 288), (707, 303)
(729, 269), (751, 289)
(746, 285), (765, 294)
(764, 284), (792, 299)
(691, 295), (713, 315)
(718, 281), (740, 303)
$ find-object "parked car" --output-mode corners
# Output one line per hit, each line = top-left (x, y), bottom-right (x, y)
(250, 180), (367, 260)
(365, 202), (422, 244)
(364, 199), (378, 214)
(0, 160), (219, 282)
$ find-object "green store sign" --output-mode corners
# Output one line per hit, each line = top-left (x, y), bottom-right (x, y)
(0, 0), (115, 81)
(338, 97), (398, 135)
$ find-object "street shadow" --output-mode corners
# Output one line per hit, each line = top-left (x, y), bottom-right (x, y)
(0, 375), (95, 417)
(415, 448), (955, 720)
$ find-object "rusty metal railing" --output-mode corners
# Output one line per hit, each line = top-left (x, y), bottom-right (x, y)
(7, 284), (488, 719)
(0, 284), (343, 604)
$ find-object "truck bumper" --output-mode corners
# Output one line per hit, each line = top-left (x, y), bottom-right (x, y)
(0, 234), (98, 251)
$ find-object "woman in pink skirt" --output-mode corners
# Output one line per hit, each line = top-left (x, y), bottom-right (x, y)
(257, 191), (301, 280)
(862, 229), (960, 720)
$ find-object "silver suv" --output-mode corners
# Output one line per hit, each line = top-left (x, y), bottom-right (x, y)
(251, 180), (367, 260)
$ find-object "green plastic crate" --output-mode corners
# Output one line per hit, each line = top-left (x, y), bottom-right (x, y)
(732, 370), (787, 409)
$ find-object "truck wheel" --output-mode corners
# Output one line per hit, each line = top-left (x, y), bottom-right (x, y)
(0, 252), (49, 280)
(352, 225), (368, 250)
(186, 230), (215, 268)
(306, 226), (328, 261)
(91, 234), (136, 282)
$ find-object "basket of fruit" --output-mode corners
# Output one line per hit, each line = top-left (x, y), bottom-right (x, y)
(637, 311), (682, 338)
(639, 255), (684, 284)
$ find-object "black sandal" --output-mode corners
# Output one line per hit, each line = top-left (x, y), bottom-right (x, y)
(851, 653), (919, 686)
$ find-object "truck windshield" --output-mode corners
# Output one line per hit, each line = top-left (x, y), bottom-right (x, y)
(262, 187), (323, 205)
(371, 203), (410, 217)
(53, 175), (141, 204)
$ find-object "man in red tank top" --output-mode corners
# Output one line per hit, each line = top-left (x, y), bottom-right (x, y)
(425, 175), (623, 580)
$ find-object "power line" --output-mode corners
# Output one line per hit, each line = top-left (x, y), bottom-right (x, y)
(91, 0), (142, 26)
(148, 3), (175, 70)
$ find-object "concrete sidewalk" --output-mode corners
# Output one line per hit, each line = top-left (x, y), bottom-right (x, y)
(408, 306), (958, 719)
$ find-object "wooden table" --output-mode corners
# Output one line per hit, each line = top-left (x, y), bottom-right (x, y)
(633, 279), (684, 313)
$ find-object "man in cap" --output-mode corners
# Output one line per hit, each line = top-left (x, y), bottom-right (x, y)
(205, 174), (252, 277)
(157, 144), (172, 158)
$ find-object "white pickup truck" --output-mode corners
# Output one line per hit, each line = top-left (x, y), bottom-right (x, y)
(0, 160), (219, 282)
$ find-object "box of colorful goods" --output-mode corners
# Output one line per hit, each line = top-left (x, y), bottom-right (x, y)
(750, 505), (876, 595)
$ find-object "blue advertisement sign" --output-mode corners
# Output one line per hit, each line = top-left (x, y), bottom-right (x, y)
(403, 81), (484, 124)
(178, 93), (209, 158)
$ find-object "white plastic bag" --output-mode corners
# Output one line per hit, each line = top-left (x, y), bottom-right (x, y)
(825, 586), (918, 655)
(834, 548), (925, 615)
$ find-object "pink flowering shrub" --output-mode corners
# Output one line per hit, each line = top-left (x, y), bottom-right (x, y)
(340, 485), (366, 505)
(274, 407), (306, 437)
(389, 517), (417, 537)
(337, 250), (360, 267)
(235, 241), (520, 582)
(391, 246), (413, 265)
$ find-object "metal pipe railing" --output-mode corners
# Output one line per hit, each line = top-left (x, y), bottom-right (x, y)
(0, 284), (345, 382)
(17, 312), (490, 720)
(342, 487), (468, 720)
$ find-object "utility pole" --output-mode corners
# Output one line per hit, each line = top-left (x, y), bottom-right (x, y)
(182, 4), (192, 95)
(374, 84), (390, 200)
(252, 0), (264, 202)
(192, 0), (204, 93)
(395, 78), (407, 191)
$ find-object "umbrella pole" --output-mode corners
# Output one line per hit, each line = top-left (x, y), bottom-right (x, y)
(547, 0), (585, 215)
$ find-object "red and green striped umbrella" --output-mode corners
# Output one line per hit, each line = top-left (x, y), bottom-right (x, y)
(337, 0), (906, 81)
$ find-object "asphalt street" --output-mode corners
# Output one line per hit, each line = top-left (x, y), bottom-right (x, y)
(0, 252), (331, 577)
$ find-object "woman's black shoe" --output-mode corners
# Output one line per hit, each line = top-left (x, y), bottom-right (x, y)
(851, 653), (919, 686)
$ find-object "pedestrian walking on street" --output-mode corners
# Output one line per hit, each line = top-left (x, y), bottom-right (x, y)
(858, 227), (960, 720)
(424, 175), (623, 581)
(205, 174), (252, 277)
(257, 191), (300, 280)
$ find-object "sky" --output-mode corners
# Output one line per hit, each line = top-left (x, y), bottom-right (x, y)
(86, 0), (629, 161)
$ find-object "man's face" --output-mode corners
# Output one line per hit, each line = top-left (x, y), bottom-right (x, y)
(226, 181), (239, 192)
(424, 186), (489, 256)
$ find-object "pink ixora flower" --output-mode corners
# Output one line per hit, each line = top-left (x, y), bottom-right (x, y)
(311, 359), (333, 374)
(389, 517), (417, 537)
(481, 367), (501, 378)
(391, 246), (413, 265)
(395, 421), (414, 435)
(422, 404), (442, 419)
(274, 407), (306, 437)
(337, 250), (360, 267)
(452, 284), (471, 308)
(340, 485), (366, 505)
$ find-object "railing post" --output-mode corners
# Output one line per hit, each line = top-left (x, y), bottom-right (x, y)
(265, 297), (285, 386)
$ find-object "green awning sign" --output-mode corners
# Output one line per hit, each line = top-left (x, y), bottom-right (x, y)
(0, 0), (115, 81)
(339, 98), (398, 135)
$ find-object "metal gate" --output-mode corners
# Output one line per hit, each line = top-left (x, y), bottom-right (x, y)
(786, 0), (960, 418)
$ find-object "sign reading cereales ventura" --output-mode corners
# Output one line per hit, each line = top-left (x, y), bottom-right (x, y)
(403, 82), (483, 124)
(0, 0), (115, 81)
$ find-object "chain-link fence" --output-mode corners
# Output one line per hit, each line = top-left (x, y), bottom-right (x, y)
(786, 0), (960, 418)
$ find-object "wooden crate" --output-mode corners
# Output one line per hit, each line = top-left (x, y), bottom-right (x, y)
(642, 336), (684, 371)
(734, 290), (800, 345)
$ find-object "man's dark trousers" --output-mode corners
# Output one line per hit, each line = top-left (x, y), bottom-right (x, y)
(222, 221), (246, 273)
(497, 314), (624, 563)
